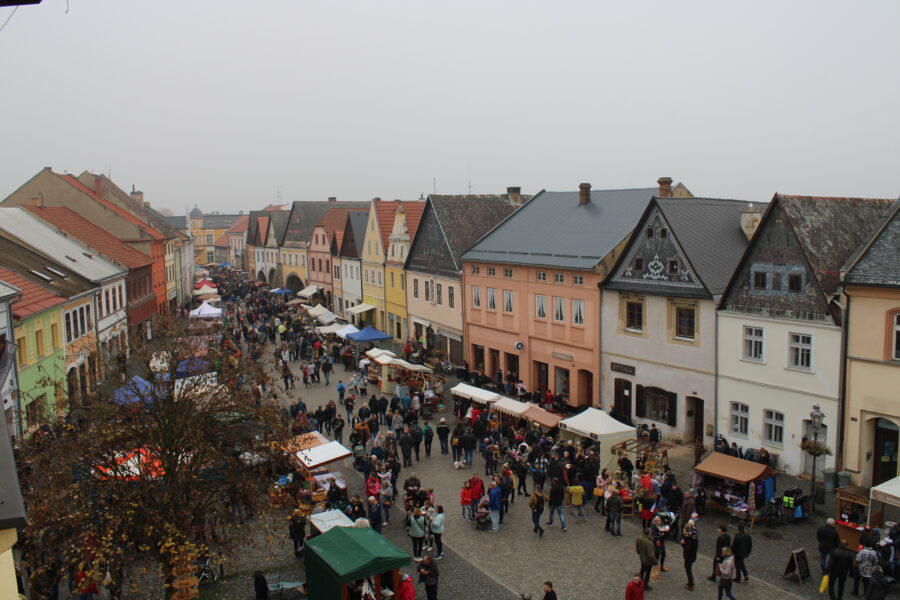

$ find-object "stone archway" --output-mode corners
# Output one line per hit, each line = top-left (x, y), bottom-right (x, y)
(256, 270), (267, 283)
(268, 268), (276, 285)
(285, 274), (303, 293)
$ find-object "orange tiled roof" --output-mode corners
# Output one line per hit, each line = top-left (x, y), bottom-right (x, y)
(56, 174), (166, 241)
(226, 215), (249, 234)
(373, 200), (426, 250)
(257, 216), (270, 245)
(25, 205), (154, 270)
(0, 267), (66, 320)
(262, 204), (285, 212)
(317, 208), (368, 249)
(213, 233), (229, 247)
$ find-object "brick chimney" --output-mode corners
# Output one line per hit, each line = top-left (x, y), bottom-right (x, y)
(740, 202), (762, 241)
(657, 177), (673, 198)
(94, 176), (105, 198)
(131, 190), (144, 206)
(328, 196), (337, 203)
(507, 186), (522, 205)
(579, 183), (591, 205)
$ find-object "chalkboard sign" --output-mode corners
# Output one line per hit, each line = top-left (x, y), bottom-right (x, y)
(783, 548), (811, 584)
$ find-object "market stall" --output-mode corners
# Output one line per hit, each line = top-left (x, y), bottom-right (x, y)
(282, 433), (352, 513)
(491, 397), (529, 419)
(612, 439), (675, 476)
(309, 508), (355, 534)
(189, 301), (221, 319)
(364, 347), (432, 396)
(559, 408), (633, 472)
(522, 404), (563, 430)
(304, 526), (410, 600)
(450, 383), (500, 405)
(833, 485), (875, 549)
(694, 452), (776, 525)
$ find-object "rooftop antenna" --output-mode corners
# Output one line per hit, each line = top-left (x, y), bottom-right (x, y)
(467, 160), (472, 195)
(275, 187), (283, 203)
(433, 178), (436, 195)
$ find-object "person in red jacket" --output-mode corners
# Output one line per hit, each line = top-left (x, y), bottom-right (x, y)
(395, 572), (416, 600)
(468, 474), (485, 516)
(625, 575), (645, 600)
(460, 481), (473, 520)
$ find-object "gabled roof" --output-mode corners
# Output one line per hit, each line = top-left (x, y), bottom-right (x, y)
(340, 211), (369, 259)
(604, 197), (752, 298)
(0, 279), (20, 302)
(256, 216), (270, 245)
(843, 199), (900, 287)
(461, 188), (656, 269)
(268, 210), (290, 245)
(427, 195), (522, 269)
(282, 200), (371, 246)
(399, 201), (426, 240)
(262, 203), (285, 211)
(0, 208), (127, 283)
(56, 173), (166, 241)
(24, 205), (154, 270)
(213, 233), (230, 247)
(778, 194), (895, 295)
(0, 267), (65, 319)
(226, 214), (250, 234)
(318, 208), (370, 249)
(76, 172), (181, 240)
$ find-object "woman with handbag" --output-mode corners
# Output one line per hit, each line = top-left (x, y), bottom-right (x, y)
(407, 508), (427, 561)
(651, 515), (670, 573)
(595, 468), (610, 513)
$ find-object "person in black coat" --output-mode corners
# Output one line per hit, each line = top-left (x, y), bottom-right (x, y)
(817, 518), (842, 574)
(865, 565), (889, 600)
(253, 571), (269, 600)
(731, 524), (752, 583)
(418, 555), (440, 600)
(827, 540), (855, 600)
(708, 524), (731, 581)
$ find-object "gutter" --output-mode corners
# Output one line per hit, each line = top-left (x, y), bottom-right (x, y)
(714, 309), (719, 443)
(837, 294), (849, 471)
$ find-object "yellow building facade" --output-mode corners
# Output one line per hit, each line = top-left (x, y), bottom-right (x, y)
(361, 201), (388, 331)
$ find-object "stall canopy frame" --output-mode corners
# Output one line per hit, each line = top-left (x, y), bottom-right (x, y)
(869, 476), (900, 523)
(694, 452), (774, 484)
(450, 382), (500, 404)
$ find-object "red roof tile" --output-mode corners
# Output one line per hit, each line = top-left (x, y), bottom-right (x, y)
(262, 204), (285, 212)
(226, 215), (249, 234)
(0, 267), (66, 320)
(372, 200), (426, 250)
(56, 174), (166, 241)
(257, 216), (270, 245)
(213, 233), (229, 247)
(317, 208), (368, 249)
(25, 206), (154, 270)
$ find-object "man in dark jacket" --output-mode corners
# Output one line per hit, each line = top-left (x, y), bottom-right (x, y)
(436, 418), (451, 454)
(411, 423), (423, 461)
(545, 478), (568, 531)
(708, 524), (731, 581)
(635, 528), (658, 591)
(817, 518), (842, 574)
(826, 539), (855, 600)
(460, 429), (477, 466)
(398, 431), (414, 467)
(367, 496), (383, 534)
(418, 555), (439, 600)
(731, 524), (752, 583)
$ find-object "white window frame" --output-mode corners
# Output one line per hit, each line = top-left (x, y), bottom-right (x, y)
(487, 288), (496, 311)
(471, 265), (480, 275)
(763, 409), (784, 446)
(536, 271), (547, 282)
(729, 402), (749, 436)
(503, 290), (513, 313)
(573, 275), (584, 286)
(893, 313), (900, 360)
(503, 268), (513, 278)
(674, 306), (696, 341)
(472, 286), (481, 308)
(572, 299), (584, 325)
(487, 267), (496, 276)
(553, 297), (564, 322)
(742, 326), (764, 362)
(788, 332), (813, 371)
(554, 273), (565, 284)
(535, 295), (546, 319)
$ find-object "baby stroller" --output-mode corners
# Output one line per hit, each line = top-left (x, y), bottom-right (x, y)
(658, 511), (680, 540)
(474, 509), (491, 531)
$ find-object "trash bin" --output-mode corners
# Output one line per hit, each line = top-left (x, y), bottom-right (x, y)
(824, 468), (837, 493)
(838, 470), (853, 488)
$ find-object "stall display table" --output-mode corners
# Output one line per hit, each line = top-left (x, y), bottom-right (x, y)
(836, 485), (875, 549)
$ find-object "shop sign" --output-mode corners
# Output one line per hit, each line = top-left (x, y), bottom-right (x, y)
(551, 352), (574, 362)
(610, 362), (636, 376)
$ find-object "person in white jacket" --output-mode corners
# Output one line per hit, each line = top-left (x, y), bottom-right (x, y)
(429, 505), (446, 559)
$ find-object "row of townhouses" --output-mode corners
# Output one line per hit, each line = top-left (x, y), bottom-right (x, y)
(214, 178), (897, 488)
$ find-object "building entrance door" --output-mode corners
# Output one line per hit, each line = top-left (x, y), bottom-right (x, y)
(576, 369), (592, 406)
(534, 361), (548, 393)
(614, 378), (632, 422)
(873, 418), (899, 486)
(687, 396), (704, 443)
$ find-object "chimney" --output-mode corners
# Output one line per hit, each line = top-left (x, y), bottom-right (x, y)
(657, 177), (673, 198)
(579, 183), (591, 206)
(94, 176), (105, 198)
(30, 196), (43, 207)
(740, 203), (762, 241)
(131, 190), (144, 206)
(507, 186), (522, 205)
(328, 196), (337, 203)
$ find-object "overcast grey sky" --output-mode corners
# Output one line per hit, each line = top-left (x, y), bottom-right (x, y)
(2, 1), (898, 214)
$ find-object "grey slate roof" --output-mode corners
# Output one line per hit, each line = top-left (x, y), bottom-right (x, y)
(342, 211), (369, 258)
(162, 215), (188, 230)
(268, 211), (291, 245)
(429, 195), (523, 269)
(658, 197), (752, 296)
(0, 421), (26, 530)
(843, 199), (900, 287)
(283, 200), (370, 246)
(460, 188), (656, 269)
(779, 194), (895, 295)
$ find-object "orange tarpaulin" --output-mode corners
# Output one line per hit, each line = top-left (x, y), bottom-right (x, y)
(522, 405), (562, 429)
(694, 452), (773, 484)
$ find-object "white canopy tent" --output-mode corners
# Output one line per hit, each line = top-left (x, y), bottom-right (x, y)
(317, 323), (345, 335)
(309, 509), (355, 534)
(346, 302), (375, 315)
(316, 311), (338, 324)
(306, 304), (329, 318)
(335, 324), (359, 339)
(450, 383), (501, 404)
(366, 348), (395, 360)
(559, 408), (634, 471)
(869, 476), (900, 522)
(189, 301), (222, 318)
(297, 285), (321, 299)
(193, 284), (217, 296)
(294, 441), (352, 470)
(491, 397), (529, 417)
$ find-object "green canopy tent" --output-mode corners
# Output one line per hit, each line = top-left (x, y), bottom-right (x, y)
(304, 526), (410, 600)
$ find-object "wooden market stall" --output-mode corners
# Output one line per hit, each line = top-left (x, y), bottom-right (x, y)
(558, 408), (633, 473)
(835, 485), (874, 549)
(612, 439), (675, 476)
(365, 348), (433, 396)
(282, 432), (352, 514)
(523, 405), (563, 430)
(305, 526), (410, 600)
(694, 453), (776, 525)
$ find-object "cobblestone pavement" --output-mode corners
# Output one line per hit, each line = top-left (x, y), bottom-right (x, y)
(274, 363), (835, 600)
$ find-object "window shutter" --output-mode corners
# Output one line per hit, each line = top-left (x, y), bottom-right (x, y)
(667, 392), (678, 427)
(635, 385), (646, 418)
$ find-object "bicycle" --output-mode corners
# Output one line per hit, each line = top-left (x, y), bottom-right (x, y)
(195, 556), (222, 584)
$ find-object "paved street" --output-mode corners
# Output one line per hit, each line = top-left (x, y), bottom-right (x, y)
(257, 363), (835, 600)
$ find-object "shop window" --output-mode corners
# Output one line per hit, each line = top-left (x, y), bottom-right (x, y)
(472, 286), (480, 308)
(636, 385), (677, 427)
(487, 288), (496, 310)
(789, 332), (812, 371)
(730, 402), (749, 436)
(535, 295), (546, 319)
(503, 290), (513, 313)
(742, 326), (764, 362)
(763, 409), (784, 445)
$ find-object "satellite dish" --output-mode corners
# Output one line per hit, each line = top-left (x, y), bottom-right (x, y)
(514, 341), (524, 351)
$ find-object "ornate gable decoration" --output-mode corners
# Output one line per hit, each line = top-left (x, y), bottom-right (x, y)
(611, 208), (703, 292)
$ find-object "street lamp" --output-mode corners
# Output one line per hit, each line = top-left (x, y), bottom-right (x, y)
(810, 404), (825, 515)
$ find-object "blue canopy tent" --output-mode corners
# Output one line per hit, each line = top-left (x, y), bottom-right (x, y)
(112, 376), (154, 405)
(271, 287), (291, 295)
(175, 358), (210, 379)
(346, 326), (391, 342)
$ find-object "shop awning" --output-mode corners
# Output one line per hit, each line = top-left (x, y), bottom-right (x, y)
(492, 397), (529, 417)
(317, 311), (339, 324)
(317, 323), (345, 334)
(297, 285), (321, 299)
(871, 477), (900, 507)
(336, 324), (359, 339)
(306, 303), (329, 317)
(294, 441), (351, 470)
(694, 452), (773, 484)
(451, 383), (500, 404)
(346, 303), (375, 315)
(437, 329), (462, 342)
(523, 405), (563, 429)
